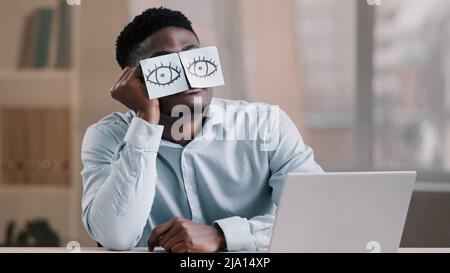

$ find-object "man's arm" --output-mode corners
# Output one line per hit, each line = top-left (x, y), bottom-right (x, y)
(81, 118), (163, 250)
(81, 67), (162, 250)
(213, 109), (323, 251)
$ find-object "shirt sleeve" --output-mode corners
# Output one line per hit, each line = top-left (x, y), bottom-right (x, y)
(214, 109), (323, 251)
(81, 116), (163, 250)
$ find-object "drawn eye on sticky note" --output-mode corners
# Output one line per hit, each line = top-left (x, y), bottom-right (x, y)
(139, 46), (225, 99)
(140, 53), (189, 99)
(179, 46), (225, 88)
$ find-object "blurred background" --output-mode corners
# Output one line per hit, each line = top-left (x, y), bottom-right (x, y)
(0, 0), (449, 247)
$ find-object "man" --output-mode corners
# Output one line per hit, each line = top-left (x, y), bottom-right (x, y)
(81, 7), (323, 252)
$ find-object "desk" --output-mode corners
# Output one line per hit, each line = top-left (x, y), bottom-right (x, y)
(0, 247), (449, 253)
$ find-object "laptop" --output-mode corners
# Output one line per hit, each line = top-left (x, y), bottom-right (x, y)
(269, 171), (416, 253)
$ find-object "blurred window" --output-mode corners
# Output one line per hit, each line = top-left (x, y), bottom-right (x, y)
(373, 0), (450, 176)
(296, 0), (450, 180)
(295, 0), (357, 170)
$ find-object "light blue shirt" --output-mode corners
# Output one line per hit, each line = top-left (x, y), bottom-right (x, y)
(81, 98), (323, 251)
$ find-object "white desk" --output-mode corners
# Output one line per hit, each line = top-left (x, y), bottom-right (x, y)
(0, 247), (449, 253)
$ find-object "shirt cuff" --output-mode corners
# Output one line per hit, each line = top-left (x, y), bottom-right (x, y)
(213, 216), (256, 252)
(124, 117), (163, 152)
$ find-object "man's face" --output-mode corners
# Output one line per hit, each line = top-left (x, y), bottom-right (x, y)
(134, 26), (213, 115)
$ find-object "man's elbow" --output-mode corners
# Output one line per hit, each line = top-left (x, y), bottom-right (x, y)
(94, 226), (140, 251)
(99, 236), (137, 251)
(86, 217), (141, 251)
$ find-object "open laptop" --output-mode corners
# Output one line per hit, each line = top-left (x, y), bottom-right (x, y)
(269, 171), (416, 253)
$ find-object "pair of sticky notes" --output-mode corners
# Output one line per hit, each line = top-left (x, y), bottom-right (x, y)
(139, 46), (225, 99)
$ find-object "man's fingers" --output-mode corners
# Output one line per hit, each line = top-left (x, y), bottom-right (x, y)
(148, 219), (177, 251)
(128, 65), (143, 81)
(158, 224), (180, 246)
(122, 67), (135, 82)
(118, 67), (132, 81)
(159, 220), (187, 245)
(148, 233), (163, 251)
(111, 67), (131, 92)
(126, 67), (137, 81)
(171, 241), (188, 253)
(112, 67), (133, 92)
(161, 229), (185, 251)
(164, 234), (185, 252)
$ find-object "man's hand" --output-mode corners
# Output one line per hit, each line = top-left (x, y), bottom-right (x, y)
(148, 217), (226, 253)
(110, 66), (160, 125)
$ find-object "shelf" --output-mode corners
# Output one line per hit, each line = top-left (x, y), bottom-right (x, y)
(0, 185), (72, 244)
(0, 69), (74, 81)
(0, 69), (74, 107)
(0, 184), (71, 192)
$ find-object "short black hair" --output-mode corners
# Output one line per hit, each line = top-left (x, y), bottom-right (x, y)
(115, 7), (197, 69)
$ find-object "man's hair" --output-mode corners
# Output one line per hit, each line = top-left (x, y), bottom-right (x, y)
(115, 7), (197, 69)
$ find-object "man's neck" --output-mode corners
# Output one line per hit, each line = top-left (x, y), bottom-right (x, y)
(159, 112), (204, 146)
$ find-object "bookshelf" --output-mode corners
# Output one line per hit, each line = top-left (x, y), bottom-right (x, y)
(0, 0), (78, 246)
(0, 0), (130, 247)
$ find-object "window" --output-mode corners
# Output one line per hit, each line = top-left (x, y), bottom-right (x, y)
(296, 0), (450, 180)
(373, 0), (450, 176)
(295, 0), (357, 170)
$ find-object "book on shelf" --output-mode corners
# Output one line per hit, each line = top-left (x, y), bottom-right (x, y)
(18, 0), (72, 69)
(56, 0), (72, 68)
(18, 12), (38, 68)
(34, 8), (54, 68)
